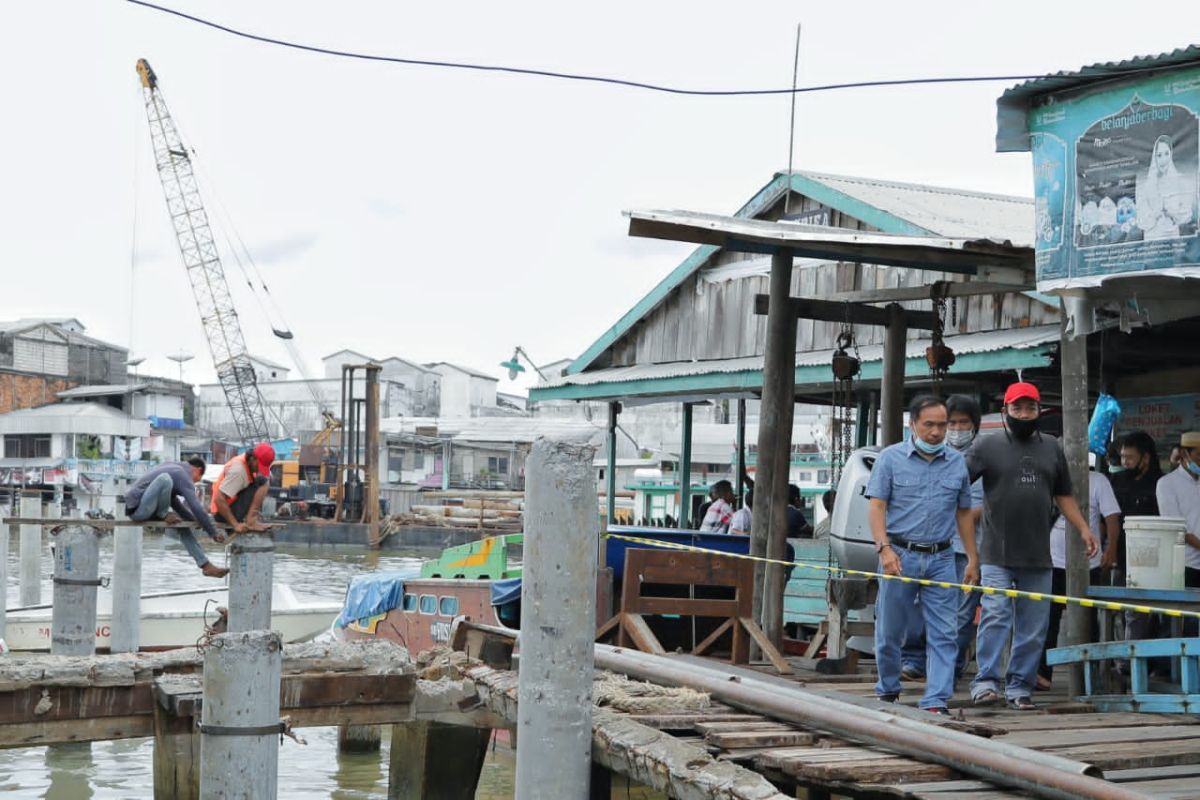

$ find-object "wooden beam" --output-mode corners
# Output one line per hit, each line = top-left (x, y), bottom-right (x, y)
(827, 280), (1034, 304)
(754, 295), (937, 330)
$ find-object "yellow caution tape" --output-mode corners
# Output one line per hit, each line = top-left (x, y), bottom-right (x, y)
(602, 532), (1200, 621)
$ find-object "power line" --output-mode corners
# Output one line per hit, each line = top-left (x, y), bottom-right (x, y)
(128, 0), (1056, 97)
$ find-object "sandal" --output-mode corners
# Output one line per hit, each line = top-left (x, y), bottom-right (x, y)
(972, 689), (1001, 706)
(1007, 696), (1038, 711)
(1035, 675), (1052, 691)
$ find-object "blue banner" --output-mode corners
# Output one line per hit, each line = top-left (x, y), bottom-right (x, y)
(1029, 66), (1200, 288)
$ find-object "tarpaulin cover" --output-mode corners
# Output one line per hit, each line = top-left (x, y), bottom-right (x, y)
(336, 569), (418, 627)
(490, 577), (522, 607)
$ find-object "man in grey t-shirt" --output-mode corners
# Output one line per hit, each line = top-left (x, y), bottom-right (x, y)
(967, 382), (1097, 710)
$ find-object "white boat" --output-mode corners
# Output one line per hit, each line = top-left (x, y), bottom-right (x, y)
(4, 584), (341, 652)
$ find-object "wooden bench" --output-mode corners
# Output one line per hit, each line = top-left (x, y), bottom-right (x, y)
(1047, 638), (1200, 713)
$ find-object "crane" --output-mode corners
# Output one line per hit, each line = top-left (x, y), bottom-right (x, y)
(136, 58), (271, 444)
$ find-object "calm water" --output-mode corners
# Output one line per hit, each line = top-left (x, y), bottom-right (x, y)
(0, 534), (660, 799)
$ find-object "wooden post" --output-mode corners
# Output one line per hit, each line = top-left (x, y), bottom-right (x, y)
(228, 533), (274, 632)
(735, 398), (747, 504)
(110, 525), (144, 653)
(19, 495), (41, 607)
(50, 525), (102, 656)
(880, 303), (907, 446)
(338, 723), (382, 752)
(365, 364), (382, 548)
(751, 250), (795, 637)
(606, 401), (619, 524)
(199, 630), (282, 799)
(1060, 316), (1091, 699)
(388, 721), (491, 800)
(154, 701), (199, 800)
(679, 403), (693, 529)
(590, 762), (613, 800)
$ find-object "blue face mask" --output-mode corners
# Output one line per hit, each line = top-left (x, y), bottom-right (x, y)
(913, 435), (945, 456)
(1188, 461), (1200, 478)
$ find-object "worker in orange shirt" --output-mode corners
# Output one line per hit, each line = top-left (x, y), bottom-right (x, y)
(210, 443), (275, 533)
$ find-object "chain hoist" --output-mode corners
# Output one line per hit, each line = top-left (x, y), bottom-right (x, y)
(926, 283), (956, 396)
(830, 323), (860, 489)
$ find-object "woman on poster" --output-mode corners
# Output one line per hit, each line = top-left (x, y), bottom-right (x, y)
(1137, 134), (1196, 240)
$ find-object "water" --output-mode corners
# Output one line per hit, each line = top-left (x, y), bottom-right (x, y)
(0, 533), (662, 798)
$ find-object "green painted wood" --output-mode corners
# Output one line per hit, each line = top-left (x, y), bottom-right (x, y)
(784, 173), (935, 236)
(532, 345), (1055, 403)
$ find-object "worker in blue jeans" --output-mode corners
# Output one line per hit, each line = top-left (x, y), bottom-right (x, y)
(867, 395), (979, 715)
(125, 458), (229, 578)
(900, 395), (985, 682)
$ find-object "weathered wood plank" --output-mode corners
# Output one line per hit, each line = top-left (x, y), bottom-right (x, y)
(707, 730), (817, 748)
(1047, 737), (1200, 770)
(1001, 724), (1200, 749)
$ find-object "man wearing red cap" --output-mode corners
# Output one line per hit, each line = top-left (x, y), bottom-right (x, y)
(967, 382), (1098, 710)
(210, 442), (275, 534)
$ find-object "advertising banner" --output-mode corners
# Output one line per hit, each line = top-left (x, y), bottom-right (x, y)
(1029, 65), (1200, 289)
(1115, 393), (1200, 454)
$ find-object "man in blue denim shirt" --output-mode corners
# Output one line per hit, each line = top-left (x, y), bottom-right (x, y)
(867, 395), (978, 715)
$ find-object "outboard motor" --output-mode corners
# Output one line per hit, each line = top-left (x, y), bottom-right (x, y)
(829, 446), (881, 573)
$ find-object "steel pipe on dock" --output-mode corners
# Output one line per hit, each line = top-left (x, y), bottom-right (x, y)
(50, 525), (104, 657)
(594, 645), (1143, 800)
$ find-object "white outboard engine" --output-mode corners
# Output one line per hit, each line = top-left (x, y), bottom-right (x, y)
(829, 446), (881, 574)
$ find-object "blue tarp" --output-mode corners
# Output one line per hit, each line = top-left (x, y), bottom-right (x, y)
(336, 569), (418, 627)
(490, 577), (522, 607)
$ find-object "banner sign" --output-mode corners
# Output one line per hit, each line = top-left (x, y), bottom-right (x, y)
(1115, 393), (1200, 454)
(1028, 65), (1200, 289)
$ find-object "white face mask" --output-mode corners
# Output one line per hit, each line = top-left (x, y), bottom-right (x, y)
(946, 429), (976, 450)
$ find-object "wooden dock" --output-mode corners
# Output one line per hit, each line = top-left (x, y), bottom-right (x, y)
(449, 621), (1200, 799)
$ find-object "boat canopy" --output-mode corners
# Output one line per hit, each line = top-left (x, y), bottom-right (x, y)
(337, 569), (418, 627)
(490, 577), (522, 608)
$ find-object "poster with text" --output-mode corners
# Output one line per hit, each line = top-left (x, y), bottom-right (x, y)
(1028, 65), (1200, 288)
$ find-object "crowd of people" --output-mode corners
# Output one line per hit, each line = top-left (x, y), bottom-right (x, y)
(866, 381), (1200, 714)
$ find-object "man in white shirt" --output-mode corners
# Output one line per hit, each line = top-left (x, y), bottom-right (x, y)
(1157, 431), (1200, 588)
(699, 480), (736, 533)
(1038, 469), (1121, 685)
(730, 488), (752, 535)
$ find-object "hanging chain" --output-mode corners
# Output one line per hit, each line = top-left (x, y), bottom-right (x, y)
(926, 283), (955, 397)
(830, 306), (860, 489)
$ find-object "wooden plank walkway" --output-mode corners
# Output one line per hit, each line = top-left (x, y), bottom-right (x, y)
(462, 641), (1200, 799)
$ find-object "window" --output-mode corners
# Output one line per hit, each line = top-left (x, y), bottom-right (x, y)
(413, 450), (424, 469)
(418, 594), (437, 615)
(4, 435), (51, 459)
(439, 596), (459, 617)
(402, 593), (417, 612)
(487, 456), (509, 474)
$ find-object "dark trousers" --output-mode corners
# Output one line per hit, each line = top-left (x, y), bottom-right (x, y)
(227, 476), (267, 521)
(1039, 566), (1104, 681)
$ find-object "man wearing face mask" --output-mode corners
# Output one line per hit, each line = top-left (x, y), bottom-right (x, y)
(1157, 432), (1200, 593)
(900, 395), (985, 682)
(867, 395), (978, 715)
(967, 382), (1099, 710)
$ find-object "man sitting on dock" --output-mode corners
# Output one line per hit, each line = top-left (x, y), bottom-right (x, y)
(210, 443), (275, 534)
(124, 457), (230, 578)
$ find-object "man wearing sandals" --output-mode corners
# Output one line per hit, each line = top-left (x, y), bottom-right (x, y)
(968, 382), (1098, 710)
(867, 395), (979, 716)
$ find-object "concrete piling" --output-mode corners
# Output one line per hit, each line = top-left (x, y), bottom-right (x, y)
(388, 722), (490, 800)
(199, 629), (282, 799)
(110, 526), (144, 653)
(337, 723), (381, 753)
(50, 525), (102, 656)
(514, 437), (598, 800)
(19, 495), (42, 607)
(228, 533), (274, 632)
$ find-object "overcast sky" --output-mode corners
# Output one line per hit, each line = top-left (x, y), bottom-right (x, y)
(2, 2), (1197, 395)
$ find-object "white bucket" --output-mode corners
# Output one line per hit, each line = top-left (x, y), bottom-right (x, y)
(1125, 516), (1187, 590)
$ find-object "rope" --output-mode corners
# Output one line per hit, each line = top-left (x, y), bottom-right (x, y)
(594, 670), (710, 713)
(603, 532), (1200, 621)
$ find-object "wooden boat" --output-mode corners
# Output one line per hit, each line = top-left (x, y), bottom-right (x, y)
(4, 584), (341, 652)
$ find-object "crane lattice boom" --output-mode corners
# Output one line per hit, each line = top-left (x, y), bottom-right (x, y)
(136, 59), (270, 444)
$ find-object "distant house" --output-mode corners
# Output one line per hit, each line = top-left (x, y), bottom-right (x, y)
(0, 318), (129, 413)
(425, 362), (498, 418)
(320, 350), (440, 417)
(246, 354), (291, 383)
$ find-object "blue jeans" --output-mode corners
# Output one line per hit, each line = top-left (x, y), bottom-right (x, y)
(875, 547), (959, 709)
(128, 474), (210, 568)
(971, 565), (1052, 701)
(901, 553), (979, 680)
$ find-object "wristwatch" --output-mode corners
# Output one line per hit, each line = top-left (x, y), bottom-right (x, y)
(875, 541), (891, 554)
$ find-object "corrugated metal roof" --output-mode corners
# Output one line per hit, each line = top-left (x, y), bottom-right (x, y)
(540, 324), (1059, 389)
(58, 383), (149, 399)
(451, 418), (605, 445)
(790, 171), (1033, 246)
(425, 362), (500, 382)
(996, 46), (1200, 152)
(0, 403), (151, 437)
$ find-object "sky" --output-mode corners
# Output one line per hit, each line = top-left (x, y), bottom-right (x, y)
(2, 2), (1198, 397)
